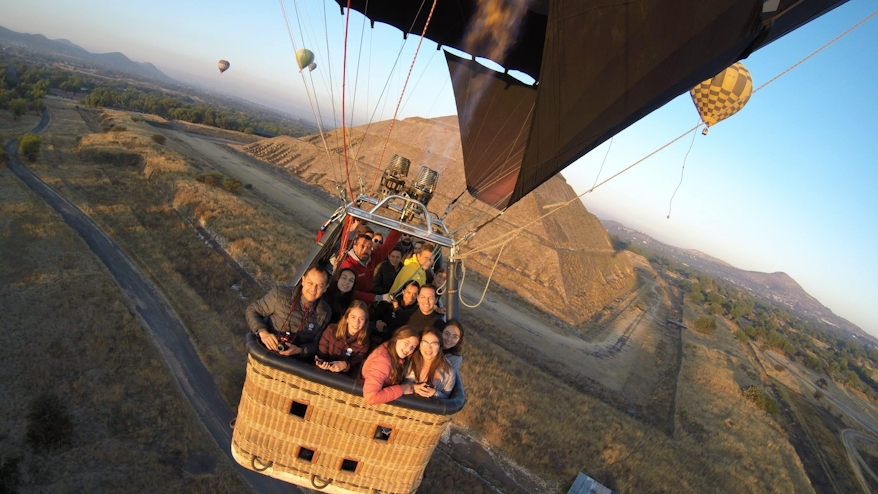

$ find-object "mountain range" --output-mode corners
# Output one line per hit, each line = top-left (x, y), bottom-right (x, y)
(602, 219), (873, 341)
(0, 25), (173, 83)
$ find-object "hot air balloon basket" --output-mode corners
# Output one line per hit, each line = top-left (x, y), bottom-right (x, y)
(232, 354), (453, 494)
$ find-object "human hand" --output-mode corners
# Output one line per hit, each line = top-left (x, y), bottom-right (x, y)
(414, 383), (435, 398)
(279, 345), (301, 356)
(259, 331), (280, 351)
(376, 320), (387, 331)
(436, 306), (446, 315)
(402, 383), (415, 395)
(377, 293), (393, 303)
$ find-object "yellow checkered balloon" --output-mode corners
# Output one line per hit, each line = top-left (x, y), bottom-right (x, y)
(690, 62), (753, 135)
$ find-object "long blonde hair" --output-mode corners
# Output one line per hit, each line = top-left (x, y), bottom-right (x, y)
(336, 300), (369, 346)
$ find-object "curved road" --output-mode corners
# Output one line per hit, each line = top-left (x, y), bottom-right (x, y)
(5, 112), (290, 494)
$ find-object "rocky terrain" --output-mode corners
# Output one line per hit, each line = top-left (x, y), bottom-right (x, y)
(240, 116), (636, 324)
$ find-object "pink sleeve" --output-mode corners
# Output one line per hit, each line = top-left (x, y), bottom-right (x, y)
(361, 347), (403, 405)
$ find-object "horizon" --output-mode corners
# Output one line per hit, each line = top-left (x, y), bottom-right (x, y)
(3, 0), (877, 337)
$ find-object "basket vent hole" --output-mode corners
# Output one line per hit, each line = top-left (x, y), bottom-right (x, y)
(297, 447), (315, 463)
(289, 401), (308, 418)
(373, 426), (393, 442)
(341, 459), (358, 472)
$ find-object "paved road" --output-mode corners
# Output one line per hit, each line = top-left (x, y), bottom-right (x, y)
(5, 112), (290, 494)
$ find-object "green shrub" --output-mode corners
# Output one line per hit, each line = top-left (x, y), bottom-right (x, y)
(151, 134), (166, 145)
(734, 330), (749, 344)
(18, 133), (41, 162)
(694, 315), (717, 335)
(222, 178), (243, 194)
(26, 394), (74, 451)
(742, 386), (780, 415)
(111, 125), (127, 132)
(196, 172), (224, 188)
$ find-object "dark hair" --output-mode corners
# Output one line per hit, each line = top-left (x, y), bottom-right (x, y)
(303, 265), (330, 283)
(337, 300), (369, 346)
(397, 280), (421, 306)
(442, 319), (464, 356)
(410, 328), (450, 385)
(323, 268), (356, 322)
(420, 243), (436, 254)
(419, 284), (437, 296)
(354, 233), (372, 244)
(386, 326), (420, 384)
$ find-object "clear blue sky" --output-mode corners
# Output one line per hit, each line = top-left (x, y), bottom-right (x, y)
(5, 0), (878, 336)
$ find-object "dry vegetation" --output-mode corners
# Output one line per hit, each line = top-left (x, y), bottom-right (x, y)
(0, 138), (245, 491)
(10, 98), (876, 493)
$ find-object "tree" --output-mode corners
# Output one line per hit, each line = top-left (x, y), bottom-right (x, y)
(694, 316), (717, 334)
(18, 133), (40, 161)
(9, 98), (27, 120)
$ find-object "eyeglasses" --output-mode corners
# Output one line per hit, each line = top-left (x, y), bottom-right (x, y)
(373, 239), (382, 244)
(420, 340), (440, 348)
(442, 331), (460, 341)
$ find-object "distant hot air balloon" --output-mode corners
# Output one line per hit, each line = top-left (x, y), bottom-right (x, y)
(217, 60), (230, 74)
(690, 62), (753, 135)
(308, 62), (317, 72)
(296, 49), (315, 71)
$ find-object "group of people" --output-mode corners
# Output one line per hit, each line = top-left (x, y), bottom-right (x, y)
(245, 222), (464, 405)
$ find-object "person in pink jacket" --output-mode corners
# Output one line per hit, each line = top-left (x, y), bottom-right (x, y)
(360, 326), (421, 405)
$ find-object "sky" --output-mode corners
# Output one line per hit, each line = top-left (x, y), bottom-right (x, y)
(4, 0), (878, 336)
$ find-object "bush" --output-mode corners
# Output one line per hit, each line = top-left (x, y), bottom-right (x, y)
(693, 315), (717, 335)
(18, 133), (41, 162)
(773, 364), (785, 372)
(734, 330), (749, 344)
(814, 390), (824, 399)
(26, 393), (74, 451)
(742, 386), (780, 415)
(111, 125), (127, 132)
(222, 178), (243, 194)
(151, 134), (166, 145)
(196, 172), (224, 188)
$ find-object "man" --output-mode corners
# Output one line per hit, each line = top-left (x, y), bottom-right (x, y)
(389, 242), (435, 294)
(395, 284), (444, 332)
(396, 232), (414, 258)
(246, 266), (332, 361)
(372, 247), (403, 294)
(340, 228), (402, 303)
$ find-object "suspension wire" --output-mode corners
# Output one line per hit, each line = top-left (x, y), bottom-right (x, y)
(398, 46), (440, 115)
(424, 76), (449, 117)
(368, 0), (440, 195)
(666, 121), (700, 219)
(458, 237), (511, 309)
(322, 0), (342, 153)
(279, 0), (341, 196)
(339, 0), (357, 200)
(347, 1), (370, 181)
(592, 137), (613, 190)
(458, 8), (878, 258)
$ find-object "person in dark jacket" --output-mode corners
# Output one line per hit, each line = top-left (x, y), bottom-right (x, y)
(374, 280), (420, 342)
(372, 247), (403, 295)
(323, 268), (356, 323)
(317, 300), (371, 375)
(245, 266), (331, 361)
(339, 230), (402, 304)
(399, 284), (444, 333)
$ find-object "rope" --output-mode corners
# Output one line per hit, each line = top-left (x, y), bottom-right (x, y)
(340, 0), (356, 200)
(279, 0), (340, 195)
(666, 121), (699, 219)
(368, 0), (439, 195)
(591, 137), (613, 190)
(458, 238), (511, 309)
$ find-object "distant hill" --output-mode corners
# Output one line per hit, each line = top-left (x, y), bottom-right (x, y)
(602, 219), (872, 340)
(240, 116), (637, 325)
(0, 25), (174, 83)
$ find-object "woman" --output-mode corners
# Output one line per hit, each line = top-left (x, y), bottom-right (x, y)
(322, 268), (356, 323)
(405, 328), (455, 399)
(316, 300), (371, 375)
(361, 326), (421, 405)
(441, 320), (464, 373)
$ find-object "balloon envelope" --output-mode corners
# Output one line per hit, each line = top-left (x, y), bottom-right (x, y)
(308, 62), (317, 72)
(217, 60), (230, 74)
(296, 49), (315, 70)
(690, 62), (753, 135)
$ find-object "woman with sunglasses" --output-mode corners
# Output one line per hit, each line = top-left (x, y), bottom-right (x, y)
(404, 328), (455, 399)
(361, 325), (421, 405)
(441, 320), (464, 373)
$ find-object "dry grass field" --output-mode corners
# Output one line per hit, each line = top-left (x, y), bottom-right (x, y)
(10, 98), (875, 493)
(0, 133), (246, 491)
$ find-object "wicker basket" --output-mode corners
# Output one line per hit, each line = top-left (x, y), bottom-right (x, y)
(232, 334), (465, 493)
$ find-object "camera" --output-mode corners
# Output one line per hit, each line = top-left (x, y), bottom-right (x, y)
(276, 331), (295, 352)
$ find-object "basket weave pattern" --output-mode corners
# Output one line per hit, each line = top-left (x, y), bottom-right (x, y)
(232, 355), (451, 493)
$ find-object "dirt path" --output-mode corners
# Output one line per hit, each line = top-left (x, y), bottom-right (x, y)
(842, 429), (878, 493)
(7, 113), (290, 494)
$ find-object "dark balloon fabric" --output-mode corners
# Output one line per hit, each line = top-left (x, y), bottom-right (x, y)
(337, 0), (848, 208)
